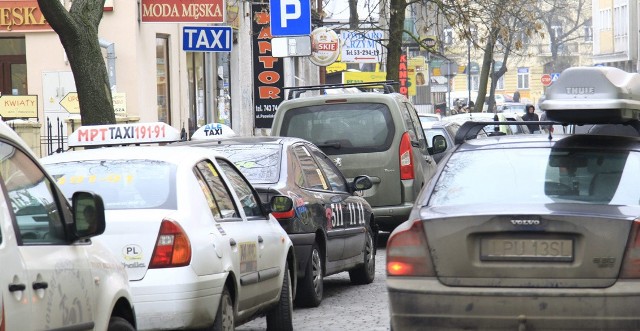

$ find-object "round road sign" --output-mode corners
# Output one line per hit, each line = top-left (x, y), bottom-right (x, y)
(541, 74), (552, 86)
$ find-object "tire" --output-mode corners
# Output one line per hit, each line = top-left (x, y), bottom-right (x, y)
(266, 262), (293, 331)
(213, 286), (234, 331)
(295, 242), (323, 307)
(107, 316), (135, 331)
(348, 230), (376, 285)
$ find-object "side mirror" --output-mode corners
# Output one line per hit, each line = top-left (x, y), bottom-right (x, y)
(72, 191), (106, 239)
(431, 135), (448, 154)
(351, 175), (373, 191)
(268, 195), (294, 212)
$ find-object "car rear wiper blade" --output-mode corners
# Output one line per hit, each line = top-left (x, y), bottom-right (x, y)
(316, 141), (342, 149)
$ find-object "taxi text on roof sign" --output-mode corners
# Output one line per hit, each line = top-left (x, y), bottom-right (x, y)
(68, 122), (181, 147)
(540, 66), (640, 124)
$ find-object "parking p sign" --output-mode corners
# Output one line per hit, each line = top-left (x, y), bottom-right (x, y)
(269, 0), (311, 36)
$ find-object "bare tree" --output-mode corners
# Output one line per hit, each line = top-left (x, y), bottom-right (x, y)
(37, 0), (115, 126)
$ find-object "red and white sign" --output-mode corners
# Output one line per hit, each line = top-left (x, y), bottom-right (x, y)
(541, 74), (552, 86)
(309, 27), (340, 67)
(140, 0), (225, 23)
(68, 122), (181, 147)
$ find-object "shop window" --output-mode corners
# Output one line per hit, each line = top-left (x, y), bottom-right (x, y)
(156, 35), (171, 124)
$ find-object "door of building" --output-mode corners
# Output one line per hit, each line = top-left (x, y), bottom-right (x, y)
(0, 38), (27, 96)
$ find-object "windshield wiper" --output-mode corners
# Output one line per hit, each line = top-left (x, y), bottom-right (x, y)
(316, 141), (342, 149)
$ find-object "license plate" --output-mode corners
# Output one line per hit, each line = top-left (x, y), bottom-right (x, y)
(480, 238), (573, 262)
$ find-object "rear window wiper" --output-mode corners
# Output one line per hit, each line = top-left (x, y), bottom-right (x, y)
(316, 141), (342, 149)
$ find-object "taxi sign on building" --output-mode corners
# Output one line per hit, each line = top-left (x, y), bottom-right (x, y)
(540, 66), (640, 124)
(182, 26), (232, 52)
(68, 122), (182, 147)
(339, 30), (383, 63)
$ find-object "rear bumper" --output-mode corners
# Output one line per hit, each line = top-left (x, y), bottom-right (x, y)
(371, 203), (413, 232)
(388, 277), (640, 331)
(131, 267), (227, 330)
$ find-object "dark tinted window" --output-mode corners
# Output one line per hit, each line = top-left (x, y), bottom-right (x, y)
(280, 103), (395, 155)
(216, 159), (263, 218)
(293, 145), (328, 190)
(311, 148), (348, 192)
(46, 160), (177, 210)
(195, 161), (239, 220)
(206, 144), (281, 184)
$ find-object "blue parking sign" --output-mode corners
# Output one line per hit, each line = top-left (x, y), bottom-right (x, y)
(183, 26), (232, 52)
(269, 0), (311, 36)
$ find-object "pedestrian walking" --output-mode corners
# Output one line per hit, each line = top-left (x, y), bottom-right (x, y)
(513, 90), (521, 103)
(522, 104), (541, 133)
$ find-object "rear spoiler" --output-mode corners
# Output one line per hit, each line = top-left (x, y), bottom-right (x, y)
(540, 67), (640, 124)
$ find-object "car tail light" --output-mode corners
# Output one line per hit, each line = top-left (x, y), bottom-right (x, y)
(386, 219), (435, 277)
(149, 219), (191, 268)
(620, 219), (640, 278)
(399, 132), (414, 180)
(271, 209), (295, 220)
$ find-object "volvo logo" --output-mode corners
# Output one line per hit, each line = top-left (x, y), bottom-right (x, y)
(510, 219), (540, 225)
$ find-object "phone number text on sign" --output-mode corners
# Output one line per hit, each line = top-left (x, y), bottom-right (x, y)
(68, 122), (182, 147)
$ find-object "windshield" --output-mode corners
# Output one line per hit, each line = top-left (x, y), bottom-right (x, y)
(44, 160), (177, 210)
(205, 144), (282, 184)
(429, 148), (640, 207)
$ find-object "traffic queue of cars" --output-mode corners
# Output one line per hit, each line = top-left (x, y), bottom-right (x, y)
(387, 66), (640, 330)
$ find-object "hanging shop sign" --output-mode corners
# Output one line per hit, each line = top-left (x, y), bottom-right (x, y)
(252, 4), (285, 129)
(141, 0), (225, 23)
(309, 27), (340, 67)
(398, 54), (408, 97)
(0, 1), (52, 32)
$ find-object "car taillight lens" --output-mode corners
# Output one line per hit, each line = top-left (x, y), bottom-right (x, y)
(399, 132), (414, 180)
(386, 219), (435, 277)
(620, 219), (640, 278)
(149, 219), (192, 268)
(272, 209), (295, 220)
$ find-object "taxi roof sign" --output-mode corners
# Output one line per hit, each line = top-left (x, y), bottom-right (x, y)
(540, 66), (640, 124)
(68, 122), (181, 147)
(191, 123), (236, 141)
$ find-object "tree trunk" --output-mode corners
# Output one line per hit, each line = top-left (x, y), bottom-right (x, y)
(386, 0), (406, 83)
(475, 33), (495, 113)
(37, 0), (116, 126)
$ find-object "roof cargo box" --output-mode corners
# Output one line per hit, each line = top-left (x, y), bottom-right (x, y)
(539, 67), (640, 124)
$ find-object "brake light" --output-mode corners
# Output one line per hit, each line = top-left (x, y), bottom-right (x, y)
(272, 209), (295, 220)
(386, 219), (435, 276)
(620, 219), (640, 278)
(399, 132), (414, 180)
(149, 219), (192, 268)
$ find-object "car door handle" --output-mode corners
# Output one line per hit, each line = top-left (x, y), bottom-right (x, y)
(229, 238), (237, 247)
(8, 283), (26, 292)
(32, 281), (48, 290)
(258, 236), (264, 243)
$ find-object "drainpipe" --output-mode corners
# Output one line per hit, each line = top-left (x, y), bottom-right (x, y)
(99, 38), (116, 92)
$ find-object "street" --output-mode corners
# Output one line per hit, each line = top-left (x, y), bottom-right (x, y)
(237, 233), (391, 331)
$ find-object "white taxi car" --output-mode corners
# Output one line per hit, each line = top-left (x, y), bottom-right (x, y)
(40, 122), (297, 331)
(0, 121), (136, 330)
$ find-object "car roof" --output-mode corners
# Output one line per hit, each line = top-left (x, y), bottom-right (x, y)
(279, 91), (407, 107)
(456, 131), (640, 151)
(173, 135), (312, 147)
(40, 145), (227, 165)
(0, 120), (38, 157)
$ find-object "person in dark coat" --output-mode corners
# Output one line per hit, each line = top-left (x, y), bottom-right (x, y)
(513, 90), (521, 102)
(522, 104), (540, 133)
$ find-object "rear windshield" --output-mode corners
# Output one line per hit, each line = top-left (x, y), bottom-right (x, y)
(204, 144), (282, 184)
(430, 148), (640, 207)
(44, 160), (177, 210)
(280, 103), (395, 155)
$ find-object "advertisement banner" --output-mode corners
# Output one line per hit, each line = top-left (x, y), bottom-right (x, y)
(252, 4), (285, 129)
(342, 72), (386, 84)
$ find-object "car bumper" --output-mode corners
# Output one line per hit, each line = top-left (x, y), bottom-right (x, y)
(371, 203), (413, 232)
(289, 232), (315, 279)
(388, 277), (640, 330)
(131, 267), (227, 330)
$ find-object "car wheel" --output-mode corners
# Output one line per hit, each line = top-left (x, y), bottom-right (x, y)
(348, 230), (375, 285)
(295, 242), (323, 307)
(107, 316), (135, 331)
(266, 262), (293, 331)
(213, 286), (234, 331)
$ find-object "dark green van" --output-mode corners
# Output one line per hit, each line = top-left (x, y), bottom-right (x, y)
(271, 87), (438, 231)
